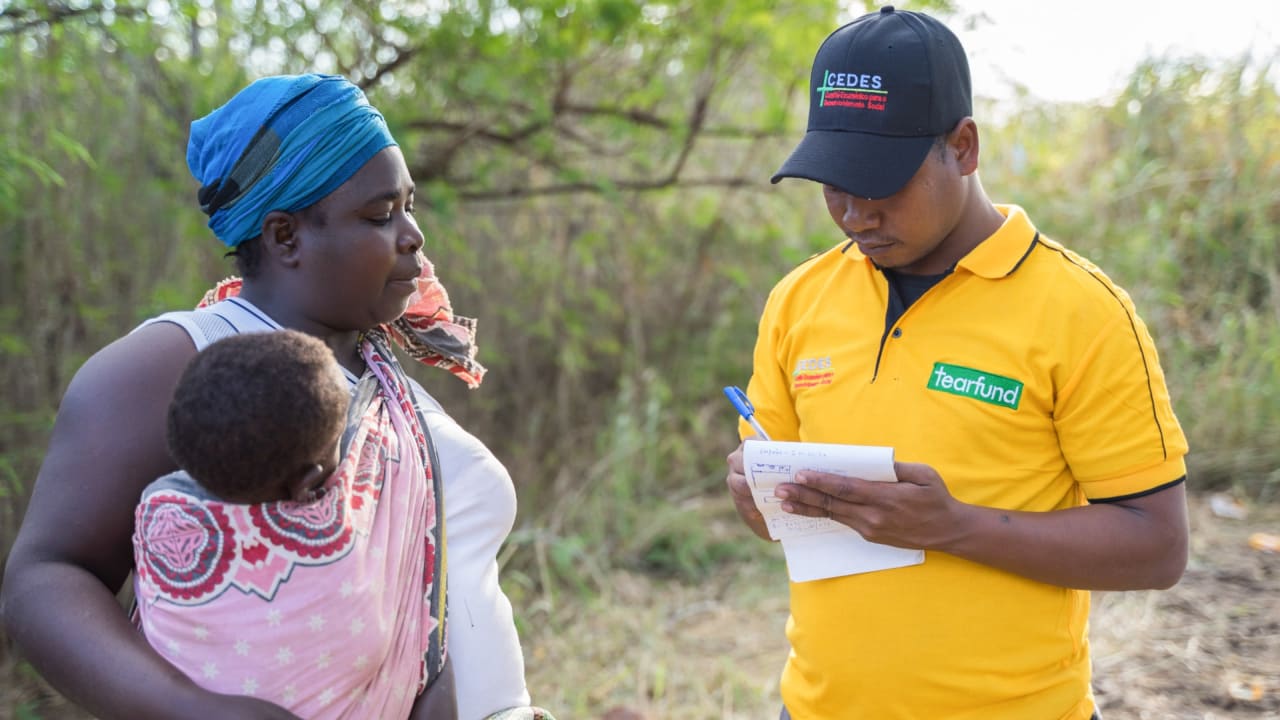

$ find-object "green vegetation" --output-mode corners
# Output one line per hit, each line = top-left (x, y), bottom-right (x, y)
(983, 58), (1280, 495)
(1, 1), (1277, 713)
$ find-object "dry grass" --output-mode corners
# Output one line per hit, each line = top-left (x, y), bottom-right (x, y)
(518, 547), (791, 720)
(5, 493), (1279, 719)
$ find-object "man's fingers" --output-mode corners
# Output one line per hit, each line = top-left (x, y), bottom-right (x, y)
(793, 471), (864, 501)
(726, 472), (753, 499)
(779, 471), (893, 517)
(776, 482), (847, 517)
(892, 460), (938, 486)
(726, 451), (743, 473)
(726, 441), (746, 473)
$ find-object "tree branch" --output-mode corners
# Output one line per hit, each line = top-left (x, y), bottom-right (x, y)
(454, 175), (757, 201)
(404, 39), (788, 201)
(558, 101), (671, 128)
(359, 45), (420, 90)
(406, 118), (551, 146)
(0, 3), (145, 36)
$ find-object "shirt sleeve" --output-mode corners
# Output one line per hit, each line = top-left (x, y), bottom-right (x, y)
(743, 287), (801, 442)
(1053, 302), (1189, 500)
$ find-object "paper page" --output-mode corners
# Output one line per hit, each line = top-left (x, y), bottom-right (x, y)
(743, 440), (897, 539)
(743, 440), (924, 582)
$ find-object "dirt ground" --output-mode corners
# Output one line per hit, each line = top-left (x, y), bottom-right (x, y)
(1088, 494), (1280, 720)
(3, 492), (1279, 719)
(517, 492), (1280, 719)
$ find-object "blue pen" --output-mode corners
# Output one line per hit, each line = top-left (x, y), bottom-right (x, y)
(723, 386), (771, 441)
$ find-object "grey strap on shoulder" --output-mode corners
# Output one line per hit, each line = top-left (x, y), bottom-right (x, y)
(191, 309), (241, 347)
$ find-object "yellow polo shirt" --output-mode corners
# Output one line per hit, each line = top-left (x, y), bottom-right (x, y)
(743, 205), (1187, 720)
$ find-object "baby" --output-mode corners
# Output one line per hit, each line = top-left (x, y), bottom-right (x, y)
(132, 330), (457, 718)
(157, 329), (347, 506)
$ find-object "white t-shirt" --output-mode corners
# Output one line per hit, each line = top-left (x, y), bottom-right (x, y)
(136, 296), (531, 719)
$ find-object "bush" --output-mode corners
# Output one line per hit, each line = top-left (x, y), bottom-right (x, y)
(980, 56), (1280, 500)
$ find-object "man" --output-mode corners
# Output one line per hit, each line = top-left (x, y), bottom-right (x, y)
(725, 7), (1189, 720)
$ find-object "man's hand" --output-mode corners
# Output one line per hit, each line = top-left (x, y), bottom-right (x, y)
(725, 439), (772, 541)
(773, 461), (967, 550)
(774, 460), (1190, 590)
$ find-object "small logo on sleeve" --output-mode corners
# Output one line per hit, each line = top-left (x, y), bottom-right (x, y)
(927, 363), (1023, 410)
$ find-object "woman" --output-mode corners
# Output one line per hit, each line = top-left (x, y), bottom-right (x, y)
(1, 75), (542, 720)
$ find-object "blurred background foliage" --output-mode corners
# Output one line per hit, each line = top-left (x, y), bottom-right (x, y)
(1, 0), (1277, 649)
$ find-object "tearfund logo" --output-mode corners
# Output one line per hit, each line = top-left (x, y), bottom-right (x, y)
(927, 362), (1023, 410)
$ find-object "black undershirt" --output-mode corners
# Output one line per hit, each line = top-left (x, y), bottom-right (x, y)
(883, 267), (950, 337)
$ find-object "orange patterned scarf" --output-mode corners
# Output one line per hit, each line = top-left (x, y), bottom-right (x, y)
(198, 255), (486, 388)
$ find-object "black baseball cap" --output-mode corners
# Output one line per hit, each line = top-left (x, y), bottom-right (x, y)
(771, 6), (972, 199)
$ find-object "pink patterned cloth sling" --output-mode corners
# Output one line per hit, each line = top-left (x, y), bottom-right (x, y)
(133, 334), (448, 718)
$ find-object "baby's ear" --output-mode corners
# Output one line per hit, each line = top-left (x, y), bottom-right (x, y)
(288, 464), (329, 503)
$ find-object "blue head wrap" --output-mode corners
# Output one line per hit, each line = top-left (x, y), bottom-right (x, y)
(187, 74), (398, 247)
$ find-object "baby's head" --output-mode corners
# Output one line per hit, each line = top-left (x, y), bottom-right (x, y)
(166, 330), (349, 504)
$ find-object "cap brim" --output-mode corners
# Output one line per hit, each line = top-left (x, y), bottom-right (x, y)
(770, 131), (935, 200)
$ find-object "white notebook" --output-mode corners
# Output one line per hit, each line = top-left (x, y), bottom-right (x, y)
(743, 440), (924, 582)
